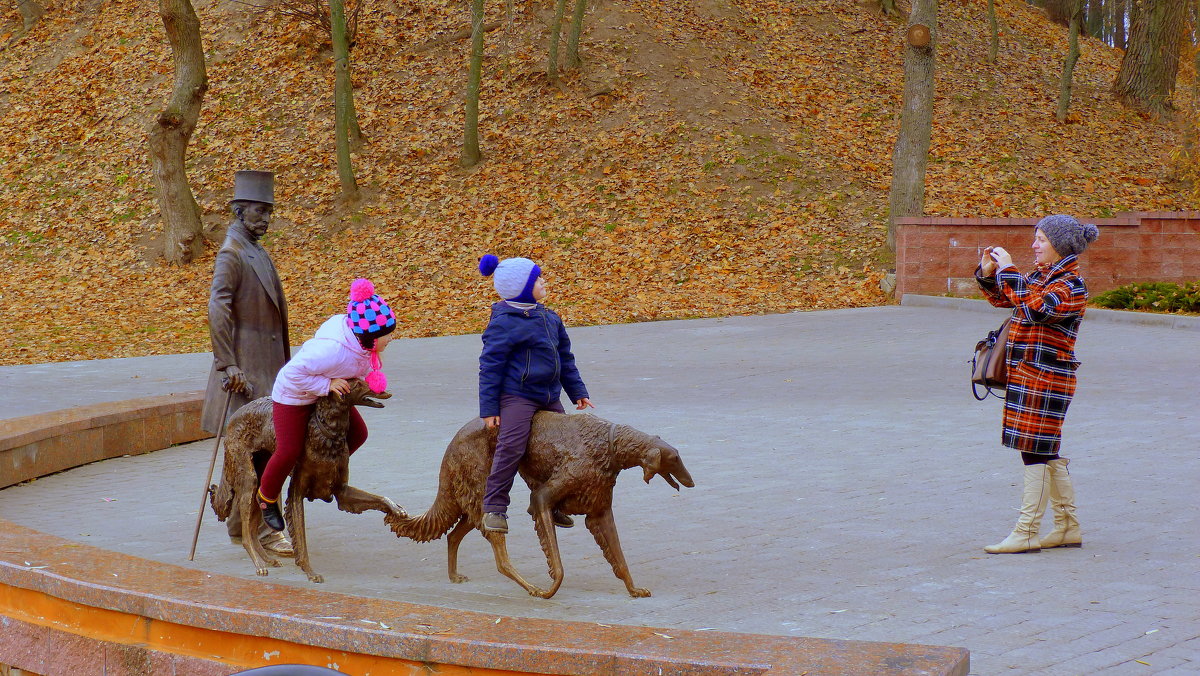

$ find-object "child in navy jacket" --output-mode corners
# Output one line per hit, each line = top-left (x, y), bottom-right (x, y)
(477, 254), (592, 533)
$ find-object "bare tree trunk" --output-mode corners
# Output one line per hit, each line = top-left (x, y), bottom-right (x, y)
(16, 0), (44, 31)
(547, 0), (567, 83)
(566, 0), (587, 69)
(1057, 0), (1082, 121)
(1114, 0), (1188, 115)
(330, 0), (359, 199)
(148, 0), (208, 265)
(500, 0), (515, 55)
(461, 0), (484, 167)
(886, 2), (937, 253)
(1115, 0), (1127, 47)
(987, 0), (999, 63)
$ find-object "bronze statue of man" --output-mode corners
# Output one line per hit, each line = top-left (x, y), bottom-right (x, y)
(201, 170), (293, 556)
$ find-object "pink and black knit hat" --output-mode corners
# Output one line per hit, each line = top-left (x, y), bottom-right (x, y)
(346, 278), (395, 392)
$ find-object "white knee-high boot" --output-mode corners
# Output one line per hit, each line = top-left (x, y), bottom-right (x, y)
(985, 463), (1051, 554)
(1039, 458), (1081, 549)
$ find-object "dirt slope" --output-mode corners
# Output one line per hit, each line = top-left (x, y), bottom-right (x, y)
(0, 0), (1190, 365)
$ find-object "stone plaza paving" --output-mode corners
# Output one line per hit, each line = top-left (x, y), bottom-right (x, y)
(1, 298), (1197, 675)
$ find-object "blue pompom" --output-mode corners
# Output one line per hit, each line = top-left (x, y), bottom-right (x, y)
(479, 254), (499, 276)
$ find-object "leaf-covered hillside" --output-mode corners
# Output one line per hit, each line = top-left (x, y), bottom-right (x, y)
(0, 0), (1191, 365)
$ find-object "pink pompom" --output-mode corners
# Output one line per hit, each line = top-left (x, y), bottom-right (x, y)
(349, 278), (375, 302)
(366, 370), (388, 394)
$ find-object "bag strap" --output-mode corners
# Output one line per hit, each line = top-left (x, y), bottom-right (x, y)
(972, 379), (1001, 401)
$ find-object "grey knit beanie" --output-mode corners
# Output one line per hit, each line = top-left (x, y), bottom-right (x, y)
(1036, 215), (1099, 257)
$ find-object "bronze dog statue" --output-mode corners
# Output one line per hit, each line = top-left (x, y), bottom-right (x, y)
(385, 412), (694, 598)
(210, 379), (404, 582)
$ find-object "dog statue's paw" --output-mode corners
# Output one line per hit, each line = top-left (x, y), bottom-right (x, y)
(307, 572), (324, 584)
(255, 567), (270, 577)
(629, 587), (651, 598)
(384, 498), (407, 518)
(449, 573), (468, 584)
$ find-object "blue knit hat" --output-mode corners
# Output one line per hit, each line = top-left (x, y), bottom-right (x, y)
(479, 255), (541, 303)
(1035, 215), (1100, 258)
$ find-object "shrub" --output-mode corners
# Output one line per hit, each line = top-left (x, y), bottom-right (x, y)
(1091, 281), (1200, 314)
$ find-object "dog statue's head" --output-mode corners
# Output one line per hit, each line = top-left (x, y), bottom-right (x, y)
(333, 379), (392, 408)
(641, 438), (695, 490)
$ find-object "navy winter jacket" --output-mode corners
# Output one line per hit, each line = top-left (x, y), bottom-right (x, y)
(478, 302), (588, 418)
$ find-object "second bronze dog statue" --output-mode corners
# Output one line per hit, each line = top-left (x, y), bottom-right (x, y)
(385, 411), (694, 598)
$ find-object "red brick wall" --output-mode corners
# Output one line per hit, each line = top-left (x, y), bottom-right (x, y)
(894, 212), (1200, 298)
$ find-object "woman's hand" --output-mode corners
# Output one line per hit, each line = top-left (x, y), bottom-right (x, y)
(575, 398), (594, 410)
(980, 247), (998, 277)
(484, 416), (500, 428)
(991, 246), (1013, 271)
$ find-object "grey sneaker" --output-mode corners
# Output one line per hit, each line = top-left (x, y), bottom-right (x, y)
(482, 512), (509, 533)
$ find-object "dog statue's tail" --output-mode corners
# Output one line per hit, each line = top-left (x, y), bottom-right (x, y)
(383, 487), (460, 542)
(386, 418), (493, 542)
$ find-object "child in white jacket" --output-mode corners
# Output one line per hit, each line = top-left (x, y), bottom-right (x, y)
(256, 278), (396, 531)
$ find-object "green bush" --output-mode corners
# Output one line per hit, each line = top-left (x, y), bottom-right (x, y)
(1092, 281), (1200, 313)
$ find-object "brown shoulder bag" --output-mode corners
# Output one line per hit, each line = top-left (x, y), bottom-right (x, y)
(971, 317), (1011, 401)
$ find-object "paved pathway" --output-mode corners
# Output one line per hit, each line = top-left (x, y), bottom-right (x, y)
(1, 299), (1197, 675)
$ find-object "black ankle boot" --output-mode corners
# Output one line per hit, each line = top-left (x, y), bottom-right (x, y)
(258, 493), (285, 532)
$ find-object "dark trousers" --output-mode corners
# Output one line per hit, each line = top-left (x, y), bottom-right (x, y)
(258, 402), (368, 500)
(482, 394), (565, 515)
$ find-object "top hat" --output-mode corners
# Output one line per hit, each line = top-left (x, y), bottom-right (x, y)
(230, 170), (275, 205)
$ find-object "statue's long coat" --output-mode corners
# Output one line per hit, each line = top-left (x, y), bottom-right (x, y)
(200, 222), (291, 433)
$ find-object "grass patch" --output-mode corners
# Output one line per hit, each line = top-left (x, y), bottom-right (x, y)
(1092, 281), (1200, 314)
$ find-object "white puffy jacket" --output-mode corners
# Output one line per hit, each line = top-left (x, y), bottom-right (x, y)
(271, 315), (373, 405)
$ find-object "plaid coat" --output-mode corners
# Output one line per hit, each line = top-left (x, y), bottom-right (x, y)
(976, 255), (1088, 454)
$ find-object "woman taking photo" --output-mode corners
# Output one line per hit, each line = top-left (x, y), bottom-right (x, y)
(976, 214), (1099, 554)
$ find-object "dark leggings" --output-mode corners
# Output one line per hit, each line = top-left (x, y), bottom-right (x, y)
(482, 394), (566, 514)
(1022, 452), (1059, 466)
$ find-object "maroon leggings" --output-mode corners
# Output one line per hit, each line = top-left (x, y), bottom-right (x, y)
(258, 401), (367, 500)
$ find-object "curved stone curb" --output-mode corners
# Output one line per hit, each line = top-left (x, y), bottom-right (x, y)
(0, 391), (207, 490)
(0, 519), (967, 675)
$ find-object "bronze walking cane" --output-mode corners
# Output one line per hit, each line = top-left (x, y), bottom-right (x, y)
(188, 388), (235, 561)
